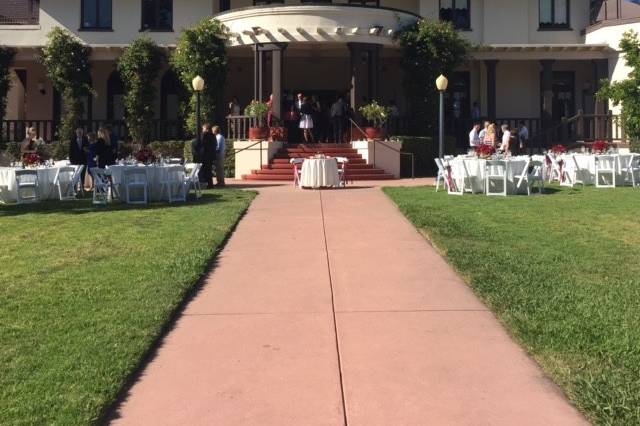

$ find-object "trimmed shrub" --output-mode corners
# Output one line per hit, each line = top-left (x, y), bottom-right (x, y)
(149, 140), (186, 159)
(398, 135), (456, 177)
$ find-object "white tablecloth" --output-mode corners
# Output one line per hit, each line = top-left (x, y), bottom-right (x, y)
(300, 158), (340, 188)
(0, 166), (61, 202)
(561, 154), (632, 185)
(107, 164), (178, 201)
(449, 156), (529, 194)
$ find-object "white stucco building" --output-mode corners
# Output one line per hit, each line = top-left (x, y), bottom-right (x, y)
(0, 0), (637, 145)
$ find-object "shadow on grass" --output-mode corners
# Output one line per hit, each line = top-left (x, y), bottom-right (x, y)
(0, 193), (225, 217)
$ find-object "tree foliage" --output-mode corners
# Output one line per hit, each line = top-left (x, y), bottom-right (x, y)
(117, 37), (165, 144)
(597, 30), (640, 152)
(0, 46), (16, 146)
(171, 18), (228, 136)
(397, 20), (470, 136)
(41, 27), (93, 142)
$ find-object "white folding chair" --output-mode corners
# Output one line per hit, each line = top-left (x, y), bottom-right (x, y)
(123, 168), (148, 205)
(160, 165), (187, 203)
(184, 163), (202, 198)
(485, 160), (508, 196)
(335, 157), (349, 187)
(516, 159), (544, 195)
(595, 155), (616, 188)
(619, 154), (639, 187)
(545, 154), (562, 183)
(560, 155), (585, 188)
(15, 169), (39, 204)
(444, 160), (469, 196)
(91, 168), (111, 205)
(53, 166), (79, 201)
(290, 158), (304, 188)
(434, 158), (447, 192)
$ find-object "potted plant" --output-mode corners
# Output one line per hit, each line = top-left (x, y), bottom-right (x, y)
(359, 101), (391, 141)
(245, 100), (270, 140)
(591, 140), (610, 154)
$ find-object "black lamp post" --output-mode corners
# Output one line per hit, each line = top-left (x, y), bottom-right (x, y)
(192, 75), (205, 144)
(436, 74), (449, 159)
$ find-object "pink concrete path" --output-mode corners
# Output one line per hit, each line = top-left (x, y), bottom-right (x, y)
(110, 183), (588, 426)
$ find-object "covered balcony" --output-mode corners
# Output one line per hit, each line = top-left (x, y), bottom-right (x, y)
(216, 2), (419, 48)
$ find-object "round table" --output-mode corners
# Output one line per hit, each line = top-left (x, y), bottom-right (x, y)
(107, 164), (178, 202)
(300, 158), (340, 188)
(449, 156), (529, 194)
(0, 166), (61, 202)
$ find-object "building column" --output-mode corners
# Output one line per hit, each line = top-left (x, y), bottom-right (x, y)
(484, 60), (498, 120)
(270, 44), (287, 121)
(540, 59), (555, 145)
(348, 43), (381, 114)
(253, 45), (263, 102)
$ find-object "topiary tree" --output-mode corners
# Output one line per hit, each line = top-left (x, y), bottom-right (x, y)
(597, 30), (640, 152)
(0, 46), (16, 147)
(397, 20), (470, 137)
(117, 37), (165, 144)
(41, 27), (93, 143)
(171, 18), (228, 137)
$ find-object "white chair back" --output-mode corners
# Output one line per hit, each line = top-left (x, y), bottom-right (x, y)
(485, 160), (508, 196)
(335, 157), (349, 187)
(53, 166), (77, 201)
(123, 168), (148, 204)
(595, 155), (616, 188)
(162, 165), (187, 203)
(15, 169), (39, 204)
(184, 163), (203, 198)
(434, 158), (447, 192)
(91, 168), (111, 205)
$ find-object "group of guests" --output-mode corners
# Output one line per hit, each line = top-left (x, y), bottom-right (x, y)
(68, 127), (118, 189)
(193, 123), (225, 188)
(469, 120), (530, 154)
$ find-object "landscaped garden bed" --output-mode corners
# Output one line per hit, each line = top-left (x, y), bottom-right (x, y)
(384, 185), (640, 425)
(0, 189), (255, 425)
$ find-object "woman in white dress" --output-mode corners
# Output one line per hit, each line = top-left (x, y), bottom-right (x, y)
(299, 96), (315, 143)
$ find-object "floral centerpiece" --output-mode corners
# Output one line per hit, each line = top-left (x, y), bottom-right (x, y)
(475, 144), (496, 159)
(550, 144), (567, 155)
(359, 100), (392, 141)
(591, 140), (610, 154)
(135, 146), (156, 164)
(23, 153), (41, 167)
(245, 100), (270, 140)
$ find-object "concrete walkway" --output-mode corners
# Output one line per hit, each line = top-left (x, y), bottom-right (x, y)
(110, 182), (587, 426)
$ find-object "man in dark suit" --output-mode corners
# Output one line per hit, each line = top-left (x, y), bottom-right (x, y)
(69, 127), (88, 184)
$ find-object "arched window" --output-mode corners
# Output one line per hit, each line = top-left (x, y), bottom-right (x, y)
(107, 70), (125, 120)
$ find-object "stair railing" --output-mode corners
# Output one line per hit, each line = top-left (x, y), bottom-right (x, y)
(349, 118), (415, 179)
(230, 139), (265, 172)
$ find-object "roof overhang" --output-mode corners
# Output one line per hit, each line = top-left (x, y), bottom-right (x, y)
(472, 44), (616, 60)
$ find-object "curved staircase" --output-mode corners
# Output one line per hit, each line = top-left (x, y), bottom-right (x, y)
(242, 144), (395, 181)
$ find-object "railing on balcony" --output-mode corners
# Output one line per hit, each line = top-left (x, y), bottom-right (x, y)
(0, 0), (39, 25)
(1, 119), (186, 143)
(226, 115), (261, 141)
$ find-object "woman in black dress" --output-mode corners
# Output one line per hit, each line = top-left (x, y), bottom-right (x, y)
(96, 127), (116, 168)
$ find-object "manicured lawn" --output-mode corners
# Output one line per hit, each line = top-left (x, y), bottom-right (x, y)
(384, 186), (640, 426)
(0, 190), (255, 425)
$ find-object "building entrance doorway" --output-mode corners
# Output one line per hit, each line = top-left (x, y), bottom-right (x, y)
(284, 89), (350, 144)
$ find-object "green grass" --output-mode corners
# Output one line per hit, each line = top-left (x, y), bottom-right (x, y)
(383, 186), (640, 426)
(0, 190), (255, 425)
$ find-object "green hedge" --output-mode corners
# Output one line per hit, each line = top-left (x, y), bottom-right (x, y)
(399, 135), (456, 177)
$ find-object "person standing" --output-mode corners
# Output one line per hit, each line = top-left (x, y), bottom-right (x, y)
(96, 127), (116, 168)
(478, 121), (490, 142)
(20, 127), (42, 159)
(213, 126), (226, 187)
(468, 123), (481, 150)
(500, 124), (512, 153)
(228, 97), (241, 140)
(299, 96), (315, 144)
(330, 96), (345, 143)
(484, 123), (497, 148)
(69, 127), (89, 184)
(199, 123), (217, 188)
(518, 121), (529, 155)
(471, 101), (481, 120)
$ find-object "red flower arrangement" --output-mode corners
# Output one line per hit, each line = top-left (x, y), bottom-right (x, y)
(23, 153), (41, 166)
(135, 147), (156, 164)
(550, 144), (567, 154)
(591, 140), (609, 154)
(475, 144), (496, 158)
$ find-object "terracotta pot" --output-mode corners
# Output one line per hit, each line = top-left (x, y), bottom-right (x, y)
(364, 127), (385, 141)
(248, 127), (269, 140)
(269, 127), (288, 142)
(351, 127), (367, 141)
